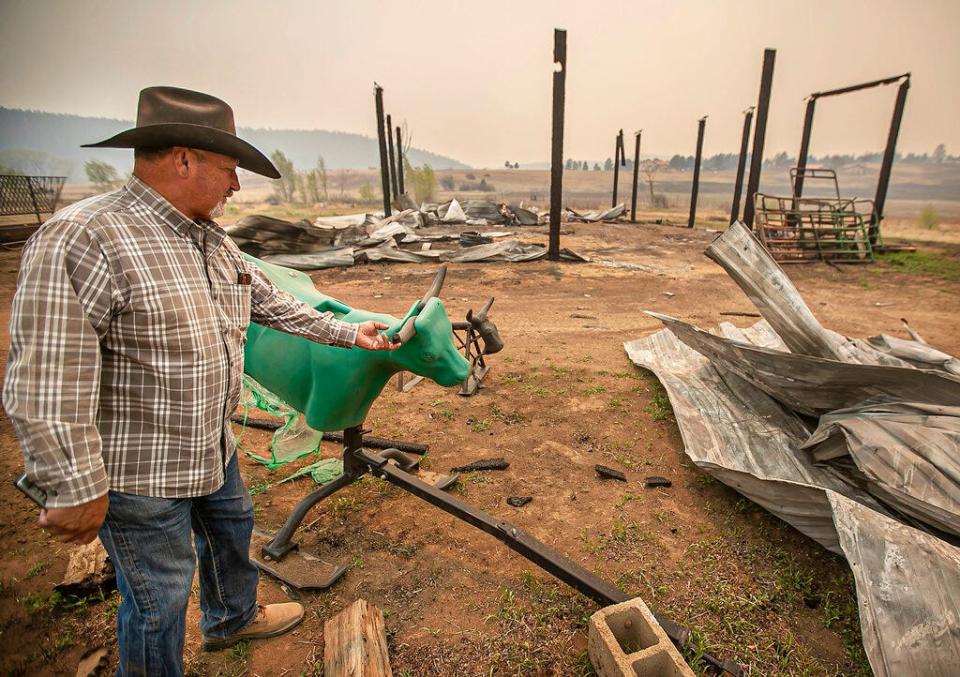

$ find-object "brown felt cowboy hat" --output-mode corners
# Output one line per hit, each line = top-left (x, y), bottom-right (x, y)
(83, 86), (280, 179)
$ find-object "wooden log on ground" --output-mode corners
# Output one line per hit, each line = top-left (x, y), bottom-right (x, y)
(324, 599), (393, 677)
(56, 538), (115, 597)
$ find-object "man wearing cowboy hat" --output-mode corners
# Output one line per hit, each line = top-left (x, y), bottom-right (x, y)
(3, 86), (398, 674)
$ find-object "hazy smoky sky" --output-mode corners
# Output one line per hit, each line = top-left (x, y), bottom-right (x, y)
(1, 0), (957, 168)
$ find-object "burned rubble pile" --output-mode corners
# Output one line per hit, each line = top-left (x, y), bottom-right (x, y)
(225, 198), (590, 269)
(625, 221), (960, 676)
(225, 197), (618, 269)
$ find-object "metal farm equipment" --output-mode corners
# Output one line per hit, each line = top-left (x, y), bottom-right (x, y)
(754, 169), (875, 263)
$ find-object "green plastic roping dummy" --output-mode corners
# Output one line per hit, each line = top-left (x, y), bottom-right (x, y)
(243, 254), (471, 432)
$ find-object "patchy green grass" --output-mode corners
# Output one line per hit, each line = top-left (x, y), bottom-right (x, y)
(228, 640), (250, 659)
(26, 562), (49, 578)
(489, 403), (524, 425)
(466, 417), (491, 433)
(821, 574), (871, 672)
(247, 476), (271, 496)
(646, 382), (673, 421)
(429, 398), (456, 422)
(662, 531), (872, 676)
(21, 589), (105, 614)
(878, 250), (960, 281)
(479, 571), (595, 675)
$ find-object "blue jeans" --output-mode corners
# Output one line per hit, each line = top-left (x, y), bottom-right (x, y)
(98, 454), (259, 676)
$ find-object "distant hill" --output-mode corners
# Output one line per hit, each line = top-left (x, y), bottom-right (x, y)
(0, 107), (469, 181)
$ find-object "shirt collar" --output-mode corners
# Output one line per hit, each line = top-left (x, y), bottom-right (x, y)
(124, 176), (226, 256)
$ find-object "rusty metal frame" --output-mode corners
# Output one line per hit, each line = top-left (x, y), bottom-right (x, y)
(793, 73), (910, 246)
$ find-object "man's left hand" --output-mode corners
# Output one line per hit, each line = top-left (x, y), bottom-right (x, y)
(354, 321), (401, 351)
(39, 494), (109, 544)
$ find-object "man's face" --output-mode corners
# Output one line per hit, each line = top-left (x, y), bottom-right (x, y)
(187, 149), (240, 220)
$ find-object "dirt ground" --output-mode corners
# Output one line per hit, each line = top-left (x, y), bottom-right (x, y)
(1, 216), (958, 676)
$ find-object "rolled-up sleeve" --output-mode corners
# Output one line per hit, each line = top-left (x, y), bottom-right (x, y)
(247, 263), (358, 348)
(2, 220), (116, 508)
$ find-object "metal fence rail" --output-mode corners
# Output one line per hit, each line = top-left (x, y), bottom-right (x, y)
(0, 175), (66, 245)
(0, 175), (66, 219)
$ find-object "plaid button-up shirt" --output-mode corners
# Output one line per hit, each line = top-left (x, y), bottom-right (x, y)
(3, 177), (358, 508)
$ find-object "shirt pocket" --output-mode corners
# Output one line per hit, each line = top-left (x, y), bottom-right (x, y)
(215, 281), (252, 342)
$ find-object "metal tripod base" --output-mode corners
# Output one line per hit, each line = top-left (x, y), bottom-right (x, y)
(249, 528), (348, 590)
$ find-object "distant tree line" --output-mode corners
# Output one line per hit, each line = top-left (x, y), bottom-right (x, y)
(666, 143), (955, 171)
(560, 144), (956, 173)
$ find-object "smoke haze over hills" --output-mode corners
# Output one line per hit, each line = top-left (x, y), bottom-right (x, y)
(0, 107), (469, 181)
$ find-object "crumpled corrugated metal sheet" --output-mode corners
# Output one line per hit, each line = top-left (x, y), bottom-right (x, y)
(704, 222), (914, 367)
(803, 402), (960, 539)
(624, 322), (877, 553)
(828, 492), (960, 676)
(646, 311), (960, 417)
(625, 221), (960, 675)
(565, 203), (627, 223)
(866, 334), (960, 375)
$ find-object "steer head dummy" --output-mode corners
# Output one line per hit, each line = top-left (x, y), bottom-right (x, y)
(465, 298), (504, 355)
(243, 254), (470, 431)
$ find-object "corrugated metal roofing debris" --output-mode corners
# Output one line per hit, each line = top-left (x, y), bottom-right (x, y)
(625, 221), (960, 675)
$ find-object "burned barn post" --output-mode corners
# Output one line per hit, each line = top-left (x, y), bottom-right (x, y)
(611, 129), (624, 207)
(386, 113), (399, 201)
(630, 130), (642, 222)
(873, 77), (910, 244)
(742, 48), (776, 229)
(548, 28), (567, 261)
(395, 125), (406, 195)
(688, 116), (707, 229)
(374, 84), (392, 218)
(793, 98), (817, 199)
(730, 107), (754, 224)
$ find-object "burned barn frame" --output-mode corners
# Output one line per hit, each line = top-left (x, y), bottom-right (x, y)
(793, 72), (910, 245)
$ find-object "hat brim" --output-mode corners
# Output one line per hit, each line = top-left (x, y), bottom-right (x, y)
(83, 123), (280, 179)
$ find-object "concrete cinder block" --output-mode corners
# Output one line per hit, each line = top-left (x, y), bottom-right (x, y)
(589, 597), (696, 677)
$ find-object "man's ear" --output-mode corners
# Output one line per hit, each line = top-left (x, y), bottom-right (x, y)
(170, 147), (192, 178)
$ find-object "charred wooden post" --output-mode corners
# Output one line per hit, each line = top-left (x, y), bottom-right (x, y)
(630, 130), (642, 222)
(873, 78), (910, 244)
(730, 108), (753, 224)
(374, 84), (392, 218)
(612, 129), (624, 208)
(793, 98), (817, 199)
(742, 48), (776, 229)
(688, 116), (707, 229)
(386, 113), (399, 201)
(395, 125), (406, 195)
(548, 28), (567, 261)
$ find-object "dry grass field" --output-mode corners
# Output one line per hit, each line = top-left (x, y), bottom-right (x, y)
(1, 165), (959, 675)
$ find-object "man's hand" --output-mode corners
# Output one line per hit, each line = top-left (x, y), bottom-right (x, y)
(354, 321), (401, 351)
(39, 494), (109, 544)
